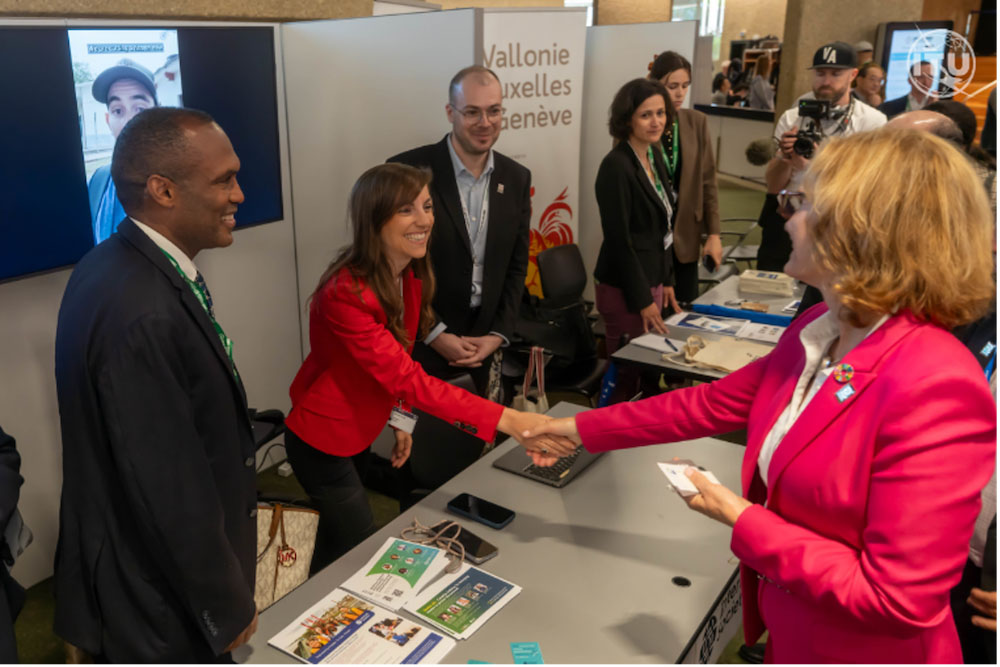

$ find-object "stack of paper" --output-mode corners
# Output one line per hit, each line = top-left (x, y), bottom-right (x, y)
(738, 270), (796, 297)
(667, 313), (785, 345)
(268, 536), (524, 663)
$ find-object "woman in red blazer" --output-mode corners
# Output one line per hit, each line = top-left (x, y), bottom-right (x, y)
(525, 129), (997, 662)
(286, 164), (572, 574)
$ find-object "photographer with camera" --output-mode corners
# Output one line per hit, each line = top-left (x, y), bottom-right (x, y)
(757, 42), (886, 270)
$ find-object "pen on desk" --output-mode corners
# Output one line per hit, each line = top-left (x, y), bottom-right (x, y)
(663, 337), (678, 352)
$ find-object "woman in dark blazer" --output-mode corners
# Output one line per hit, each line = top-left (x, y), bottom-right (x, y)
(594, 78), (678, 358)
(648, 51), (722, 304)
(286, 164), (571, 574)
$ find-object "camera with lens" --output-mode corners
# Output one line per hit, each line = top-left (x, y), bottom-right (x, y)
(792, 99), (832, 159)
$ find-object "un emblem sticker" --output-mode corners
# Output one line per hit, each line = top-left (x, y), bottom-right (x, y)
(906, 28), (979, 100)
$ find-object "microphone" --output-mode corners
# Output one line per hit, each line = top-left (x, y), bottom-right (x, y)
(745, 137), (775, 166)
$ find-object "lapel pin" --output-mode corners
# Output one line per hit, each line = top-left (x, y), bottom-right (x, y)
(981, 341), (996, 358)
(835, 383), (855, 403)
(497, 183), (504, 194)
(832, 362), (854, 384)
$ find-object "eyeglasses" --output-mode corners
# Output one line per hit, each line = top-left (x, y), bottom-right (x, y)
(400, 518), (466, 573)
(777, 190), (807, 217)
(453, 105), (503, 123)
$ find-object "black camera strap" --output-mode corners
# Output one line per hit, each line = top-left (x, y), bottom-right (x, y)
(826, 96), (855, 136)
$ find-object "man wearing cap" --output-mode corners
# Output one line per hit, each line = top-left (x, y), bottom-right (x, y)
(88, 58), (158, 245)
(756, 41), (886, 270)
(854, 40), (874, 66)
(879, 60), (936, 119)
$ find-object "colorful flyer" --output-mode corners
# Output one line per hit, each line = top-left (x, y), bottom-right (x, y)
(341, 537), (450, 611)
(404, 564), (522, 640)
(267, 588), (454, 664)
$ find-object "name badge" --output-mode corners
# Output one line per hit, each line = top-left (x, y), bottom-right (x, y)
(663, 232), (674, 250)
(388, 406), (418, 434)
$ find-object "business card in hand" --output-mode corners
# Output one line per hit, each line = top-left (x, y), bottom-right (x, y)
(657, 460), (721, 497)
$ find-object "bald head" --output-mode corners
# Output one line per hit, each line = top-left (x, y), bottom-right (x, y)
(887, 110), (964, 150)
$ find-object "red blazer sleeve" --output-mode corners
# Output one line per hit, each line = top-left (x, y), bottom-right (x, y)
(322, 275), (503, 442)
(730, 368), (996, 634)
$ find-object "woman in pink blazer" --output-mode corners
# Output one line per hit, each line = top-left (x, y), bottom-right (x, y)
(526, 129), (997, 662)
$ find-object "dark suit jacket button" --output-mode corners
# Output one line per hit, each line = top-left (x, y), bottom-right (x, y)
(245, 456), (254, 467)
(468, 426), (477, 434)
(249, 508), (258, 518)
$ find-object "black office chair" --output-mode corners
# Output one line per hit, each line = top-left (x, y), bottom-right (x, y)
(509, 244), (607, 405)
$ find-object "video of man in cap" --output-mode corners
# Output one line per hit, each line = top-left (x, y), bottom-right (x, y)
(68, 29), (183, 245)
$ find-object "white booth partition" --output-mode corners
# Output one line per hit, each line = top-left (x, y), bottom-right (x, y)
(282, 10), (480, 352)
(577, 21), (698, 300)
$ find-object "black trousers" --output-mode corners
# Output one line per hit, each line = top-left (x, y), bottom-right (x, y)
(672, 250), (700, 305)
(950, 557), (997, 664)
(756, 193), (792, 272)
(284, 429), (375, 575)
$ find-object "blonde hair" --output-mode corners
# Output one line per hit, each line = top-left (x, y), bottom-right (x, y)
(804, 128), (994, 329)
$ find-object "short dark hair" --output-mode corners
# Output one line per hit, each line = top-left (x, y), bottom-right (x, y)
(111, 107), (216, 213)
(649, 51), (691, 82)
(712, 72), (728, 92)
(910, 60), (932, 77)
(608, 78), (671, 141)
(448, 66), (501, 105)
(925, 100), (977, 149)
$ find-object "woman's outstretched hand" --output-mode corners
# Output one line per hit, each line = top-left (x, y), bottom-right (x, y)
(497, 409), (578, 464)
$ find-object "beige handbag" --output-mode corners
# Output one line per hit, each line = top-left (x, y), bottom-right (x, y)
(511, 346), (550, 414)
(255, 503), (319, 610)
(664, 335), (772, 373)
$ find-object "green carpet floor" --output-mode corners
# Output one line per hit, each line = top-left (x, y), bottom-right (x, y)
(13, 178), (765, 664)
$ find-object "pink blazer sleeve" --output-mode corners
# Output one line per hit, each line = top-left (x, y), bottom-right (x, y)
(577, 353), (769, 452)
(731, 367), (996, 633)
(322, 275), (503, 442)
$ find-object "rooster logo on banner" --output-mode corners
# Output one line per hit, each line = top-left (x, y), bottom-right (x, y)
(525, 186), (574, 297)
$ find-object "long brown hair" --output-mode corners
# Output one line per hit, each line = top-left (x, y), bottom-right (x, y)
(312, 163), (436, 346)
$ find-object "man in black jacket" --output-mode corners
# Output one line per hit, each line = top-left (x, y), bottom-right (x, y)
(389, 66), (531, 389)
(0, 426), (24, 663)
(879, 60), (935, 119)
(54, 107), (258, 662)
(387, 66), (530, 493)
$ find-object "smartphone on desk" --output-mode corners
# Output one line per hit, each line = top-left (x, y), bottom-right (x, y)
(445, 492), (515, 530)
(430, 519), (500, 565)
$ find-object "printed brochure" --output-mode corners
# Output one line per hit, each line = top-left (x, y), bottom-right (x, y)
(267, 588), (454, 664)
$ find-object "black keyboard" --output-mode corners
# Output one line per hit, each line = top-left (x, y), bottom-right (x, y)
(522, 445), (585, 482)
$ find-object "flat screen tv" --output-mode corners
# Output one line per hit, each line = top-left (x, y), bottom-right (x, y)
(0, 22), (285, 282)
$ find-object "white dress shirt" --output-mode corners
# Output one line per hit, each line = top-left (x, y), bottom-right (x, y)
(757, 310), (889, 487)
(131, 217), (198, 281)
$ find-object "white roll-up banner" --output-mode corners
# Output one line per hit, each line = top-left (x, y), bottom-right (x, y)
(482, 9), (587, 297)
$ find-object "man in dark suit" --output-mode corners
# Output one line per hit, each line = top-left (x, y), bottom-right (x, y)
(389, 66), (531, 389)
(879, 60), (935, 119)
(0, 426), (24, 663)
(54, 107), (258, 662)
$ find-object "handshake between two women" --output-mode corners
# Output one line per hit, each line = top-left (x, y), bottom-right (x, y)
(497, 409), (579, 466)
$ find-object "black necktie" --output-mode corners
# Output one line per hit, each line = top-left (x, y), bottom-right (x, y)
(194, 272), (215, 319)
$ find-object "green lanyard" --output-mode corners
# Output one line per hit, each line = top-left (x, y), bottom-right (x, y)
(159, 249), (238, 379)
(657, 119), (679, 179)
(645, 145), (669, 205)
